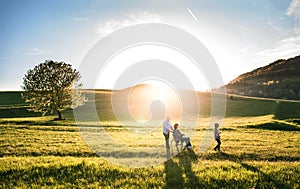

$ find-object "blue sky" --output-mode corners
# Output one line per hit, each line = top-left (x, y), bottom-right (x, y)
(0, 0), (299, 90)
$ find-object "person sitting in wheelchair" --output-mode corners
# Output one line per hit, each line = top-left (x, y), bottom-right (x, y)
(173, 123), (192, 149)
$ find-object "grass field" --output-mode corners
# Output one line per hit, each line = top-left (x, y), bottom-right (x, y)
(0, 91), (300, 188)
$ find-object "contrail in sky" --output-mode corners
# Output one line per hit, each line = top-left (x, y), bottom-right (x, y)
(187, 8), (198, 22)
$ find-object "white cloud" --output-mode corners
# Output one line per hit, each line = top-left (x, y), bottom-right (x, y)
(287, 0), (300, 28)
(258, 0), (300, 62)
(255, 35), (300, 61)
(96, 12), (162, 36)
(239, 44), (257, 53)
(253, 0), (300, 62)
(266, 21), (283, 33)
(286, 0), (300, 16)
(28, 48), (52, 55)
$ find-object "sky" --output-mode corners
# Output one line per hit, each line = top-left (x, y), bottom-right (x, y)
(0, 0), (300, 91)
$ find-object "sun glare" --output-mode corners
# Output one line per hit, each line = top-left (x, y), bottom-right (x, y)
(95, 44), (210, 91)
(126, 79), (182, 123)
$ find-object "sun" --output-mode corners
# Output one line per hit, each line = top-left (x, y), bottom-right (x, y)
(125, 79), (182, 123)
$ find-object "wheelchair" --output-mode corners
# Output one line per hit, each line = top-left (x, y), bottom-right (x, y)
(170, 134), (184, 155)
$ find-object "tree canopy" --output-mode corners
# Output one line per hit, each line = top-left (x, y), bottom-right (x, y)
(21, 60), (87, 120)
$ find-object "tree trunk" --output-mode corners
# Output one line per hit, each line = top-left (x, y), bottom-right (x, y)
(57, 110), (62, 120)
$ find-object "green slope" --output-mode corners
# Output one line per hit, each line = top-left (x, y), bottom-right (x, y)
(0, 91), (299, 119)
(0, 91), (40, 118)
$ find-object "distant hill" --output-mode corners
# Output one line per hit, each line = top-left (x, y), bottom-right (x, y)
(1, 89), (300, 119)
(223, 55), (300, 100)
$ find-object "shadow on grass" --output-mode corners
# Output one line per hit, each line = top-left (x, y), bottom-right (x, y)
(204, 152), (291, 188)
(164, 150), (201, 189)
(274, 101), (300, 120)
(0, 108), (41, 118)
(97, 151), (165, 159)
(200, 151), (300, 162)
(200, 151), (259, 162)
(246, 122), (300, 131)
(0, 120), (77, 127)
(164, 159), (184, 189)
(240, 162), (289, 188)
(286, 118), (300, 125)
(0, 151), (98, 158)
(199, 152), (293, 188)
(0, 161), (161, 188)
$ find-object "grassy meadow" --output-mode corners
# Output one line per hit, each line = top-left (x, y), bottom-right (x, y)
(0, 91), (300, 188)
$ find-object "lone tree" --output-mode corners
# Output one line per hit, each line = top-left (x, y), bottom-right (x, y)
(22, 60), (87, 120)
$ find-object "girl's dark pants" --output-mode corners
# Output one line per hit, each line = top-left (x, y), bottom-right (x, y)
(214, 139), (221, 151)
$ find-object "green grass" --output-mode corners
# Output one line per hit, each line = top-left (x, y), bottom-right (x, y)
(224, 94), (300, 118)
(1, 156), (299, 188)
(0, 91), (300, 188)
(0, 91), (47, 118)
(1, 115), (300, 188)
(2, 91), (300, 119)
(0, 91), (24, 105)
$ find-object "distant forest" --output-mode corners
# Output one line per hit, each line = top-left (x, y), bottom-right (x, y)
(222, 55), (300, 100)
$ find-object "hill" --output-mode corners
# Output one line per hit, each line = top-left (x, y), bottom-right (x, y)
(1, 90), (300, 188)
(223, 55), (300, 100)
(1, 90), (299, 120)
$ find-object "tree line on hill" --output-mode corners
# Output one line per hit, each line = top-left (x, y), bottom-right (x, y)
(222, 55), (300, 100)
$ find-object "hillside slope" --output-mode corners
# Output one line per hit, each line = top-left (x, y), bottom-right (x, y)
(1, 91), (300, 119)
(224, 55), (300, 100)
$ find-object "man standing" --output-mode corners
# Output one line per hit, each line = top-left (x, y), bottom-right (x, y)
(163, 116), (173, 156)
